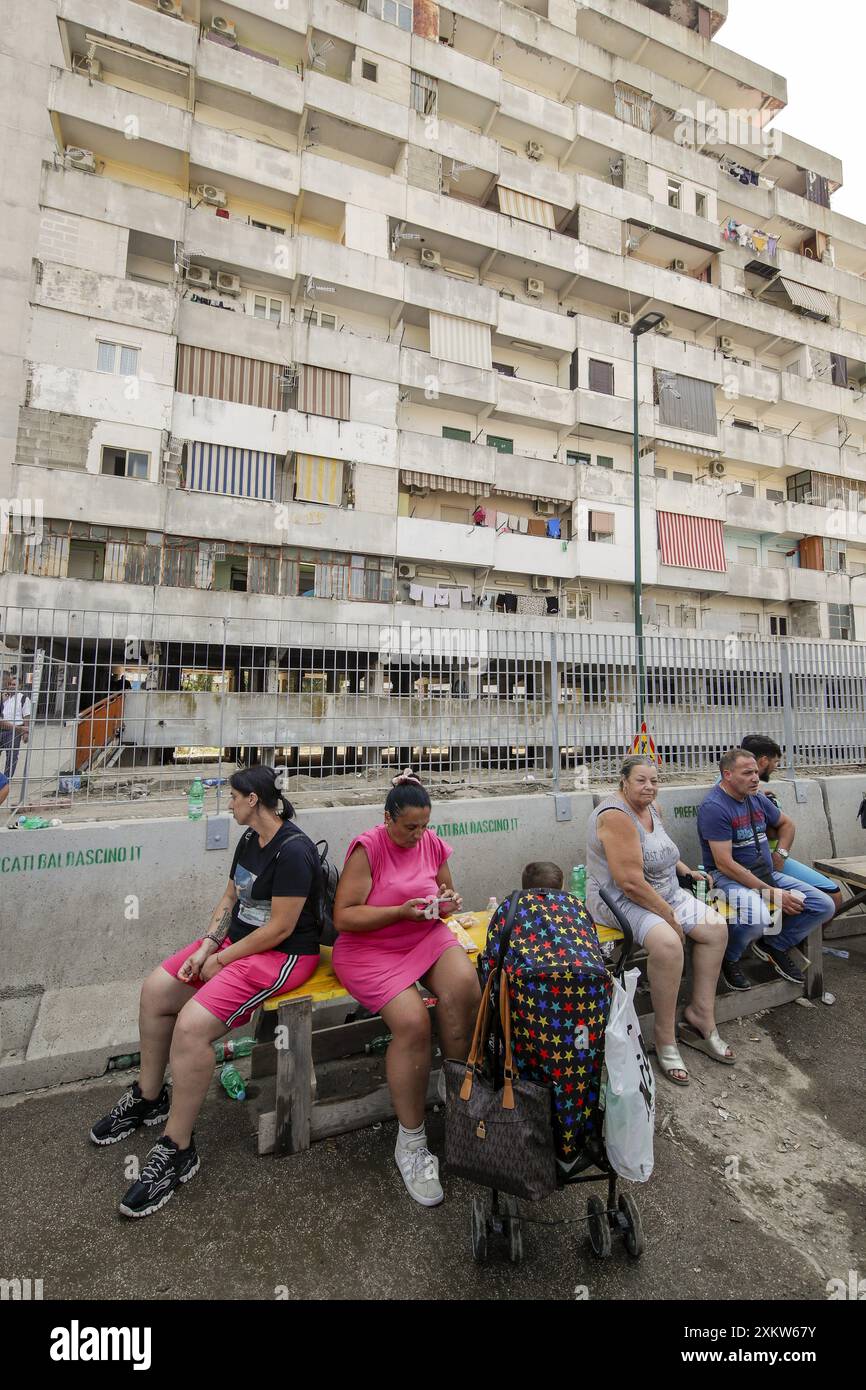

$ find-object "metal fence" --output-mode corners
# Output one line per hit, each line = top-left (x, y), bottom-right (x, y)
(2, 602), (866, 817)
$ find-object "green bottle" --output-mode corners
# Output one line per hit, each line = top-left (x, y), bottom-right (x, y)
(219, 1062), (246, 1101)
(569, 865), (587, 901)
(187, 778), (205, 821)
(213, 1036), (254, 1063)
(696, 866), (708, 904)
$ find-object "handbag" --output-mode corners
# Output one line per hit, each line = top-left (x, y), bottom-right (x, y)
(443, 894), (558, 1202)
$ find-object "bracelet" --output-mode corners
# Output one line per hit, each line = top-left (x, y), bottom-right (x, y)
(204, 932), (222, 946)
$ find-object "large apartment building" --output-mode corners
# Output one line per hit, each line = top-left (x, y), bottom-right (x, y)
(2, 0), (866, 778)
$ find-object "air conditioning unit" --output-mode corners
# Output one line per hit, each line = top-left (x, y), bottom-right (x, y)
(708, 460), (726, 478)
(195, 183), (227, 207)
(215, 271), (241, 295)
(655, 318), (673, 336)
(531, 574), (552, 592)
(185, 264), (212, 287)
(525, 277), (544, 299)
(420, 247), (441, 268)
(534, 499), (555, 516)
(398, 563), (416, 580)
(157, 0), (183, 15)
(72, 55), (102, 79)
(65, 146), (96, 173)
(526, 141), (544, 161)
(718, 336), (734, 352)
(210, 16), (237, 40)
(669, 258), (686, 273)
(614, 311), (633, 327)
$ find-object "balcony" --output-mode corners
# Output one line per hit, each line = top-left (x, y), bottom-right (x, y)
(30, 365), (173, 430)
(195, 37), (304, 124)
(789, 567), (851, 604)
(49, 67), (190, 172)
(35, 262), (177, 334)
(41, 166), (185, 242)
(60, 0), (198, 65)
(724, 561), (790, 603)
(189, 123), (300, 200)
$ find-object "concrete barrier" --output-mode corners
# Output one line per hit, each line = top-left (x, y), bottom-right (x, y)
(815, 775), (866, 859)
(0, 788), (595, 1090)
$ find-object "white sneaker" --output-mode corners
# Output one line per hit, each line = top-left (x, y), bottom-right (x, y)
(395, 1138), (444, 1207)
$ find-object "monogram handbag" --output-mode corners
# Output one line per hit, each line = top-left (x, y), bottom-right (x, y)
(443, 897), (558, 1201)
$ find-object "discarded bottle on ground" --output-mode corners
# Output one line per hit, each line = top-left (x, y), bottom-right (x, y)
(365, 1033), (393, 1056)
(569, 865), (587, 901)
(187, 778), (205, 821)
(213, 1036), (254, 1063)
(219, 1062), (246, 1101)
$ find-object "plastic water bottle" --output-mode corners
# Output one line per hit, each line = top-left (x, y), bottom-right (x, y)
(187, 778), (205, 821)
(569, 865), (587, 901)
(486, 896), (498, 916)
(219, 1062), (246, 1101)
(213, 1036), (254, 1063)
(696, 866), (707, 903)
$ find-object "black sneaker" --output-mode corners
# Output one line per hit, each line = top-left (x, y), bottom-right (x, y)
(118, 1136), (200, 1219)
(722, 959), (752, 992)
(750, 942), (805, 985)
(90, 1082), (171, 1147)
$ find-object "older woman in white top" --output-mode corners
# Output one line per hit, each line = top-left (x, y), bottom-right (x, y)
(586, 756), (733, 1086)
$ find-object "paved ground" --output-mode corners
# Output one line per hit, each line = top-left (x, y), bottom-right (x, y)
(1, 941), (864, 1301)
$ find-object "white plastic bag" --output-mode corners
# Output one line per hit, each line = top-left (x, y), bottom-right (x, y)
(602, 968), (655, 1183)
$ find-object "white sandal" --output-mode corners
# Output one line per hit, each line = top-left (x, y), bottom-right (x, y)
(655, 1043), (690, 1087)
(679, 1023), (735, 1065)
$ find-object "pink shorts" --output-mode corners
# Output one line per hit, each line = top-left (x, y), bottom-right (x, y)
(161, 938), (319, 1030)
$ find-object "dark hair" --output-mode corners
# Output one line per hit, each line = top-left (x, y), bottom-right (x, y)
(719, 747), (755, 776)
(384, 769), (431, 819)
(741, 734), (782, 762)
(522, 861), (564, 890)
(229, 766), (295, 820)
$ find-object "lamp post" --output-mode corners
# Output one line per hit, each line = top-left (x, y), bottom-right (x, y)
(630, 311), (666, 734)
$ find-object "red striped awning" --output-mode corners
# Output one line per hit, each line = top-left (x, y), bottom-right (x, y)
(658, 512), (727, 572)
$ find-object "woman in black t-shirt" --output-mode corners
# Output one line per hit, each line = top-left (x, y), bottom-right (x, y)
(88, 767), (320, 1218)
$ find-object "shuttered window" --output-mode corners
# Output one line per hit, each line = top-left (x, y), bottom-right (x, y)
(296, 365), (350, 419)
(176, 346), (285, 410)
(429, 312), (492, 370)
(614, 82), (654, 133)
(496, 186), (557, 229)
(294, 454), (345, 505)
(187, 443), (278, 500)
(588, 359), (614, 395)
(655, 371), (717, 435)
(658, 513), (727, 572)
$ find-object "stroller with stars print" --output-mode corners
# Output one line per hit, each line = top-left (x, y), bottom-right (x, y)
(466, 886), (644, 1266)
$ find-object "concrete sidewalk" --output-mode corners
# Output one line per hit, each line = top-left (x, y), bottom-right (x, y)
(1, 943), (864, 1302)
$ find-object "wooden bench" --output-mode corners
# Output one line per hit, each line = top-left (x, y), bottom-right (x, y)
(252, 906), (822, 1158)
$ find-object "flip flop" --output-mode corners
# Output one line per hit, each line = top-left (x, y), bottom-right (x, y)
(655, 1043), (689, 1086)
(678, 1022), (735, 1065)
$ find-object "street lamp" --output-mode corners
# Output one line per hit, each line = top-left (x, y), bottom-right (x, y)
(630, 311), (666, 733)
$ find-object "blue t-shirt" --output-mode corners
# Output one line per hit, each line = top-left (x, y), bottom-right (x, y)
(698, 785), (781, 874)
(0, 772), (8, 793)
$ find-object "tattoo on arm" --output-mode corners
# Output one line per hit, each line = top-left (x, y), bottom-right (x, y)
(210, 907), (232, 944)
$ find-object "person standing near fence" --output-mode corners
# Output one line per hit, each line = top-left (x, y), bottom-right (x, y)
(0, 670), (30, 779)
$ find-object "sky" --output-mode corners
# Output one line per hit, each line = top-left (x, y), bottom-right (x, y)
(719, 0), (865, 222)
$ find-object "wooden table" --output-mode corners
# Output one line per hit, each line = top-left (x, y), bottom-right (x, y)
(813, 857), (866, 939)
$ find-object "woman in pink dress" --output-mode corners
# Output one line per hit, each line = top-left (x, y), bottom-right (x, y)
(333, 772), (480, 1207)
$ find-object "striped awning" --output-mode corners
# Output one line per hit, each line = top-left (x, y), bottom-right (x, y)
(187, 442), (277, 500)
(776, 278), (834, 319)
(657, 440), (722, 459)
(294, 454), (344, 505)
(401, 469), (483, 495)
(496, 487), (562, 502)
(176, 345), (284, 410)
(497, 185), (557, 229)
(429, 312), (492, 370)
(296, 365), (350, 419)
(658, 512), (727, 572)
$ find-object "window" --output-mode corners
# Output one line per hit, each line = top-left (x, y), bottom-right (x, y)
(695, 192), (707, 218)
(737, 546), (758, 566)
(680, 606), (697, 629)
(667, 180), (682, 210)
(68, 539), (105, 581)
(770, 616), (788, 636)
(588, 511), (615, 543)
(253, 294), (283, 324)
(828, 603), (853, 640)
(410, 70), (437, 117)
(824, 538), (846, 572)
(297, 563), (316, 597)
(493, 362), (517, 377)
(101, 447), (149, 480)
(739, 483), (756, 498)
(654, 604), (670, 625)
(300, 306), (337, 330)
(567, 451), (591, 468)
(362, 60), (378, 81)
(767, 550), (788, 569)
(97, 341), (139, 376)
(766, 488), (785, 502)
(443, 427), (471, 442)
(588, 359), (614, 395)
(595, 455), (614, 469)
(367, 0), (412, 31)
(250, 219), (287, 234)
(614, 82), (653, 133)
(654, 467), (668, 479)
(486, 435), (513, 454)
(739, 612), (760, 630)
(786, 470), (812, 504)
(672, 470), (692, 484)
